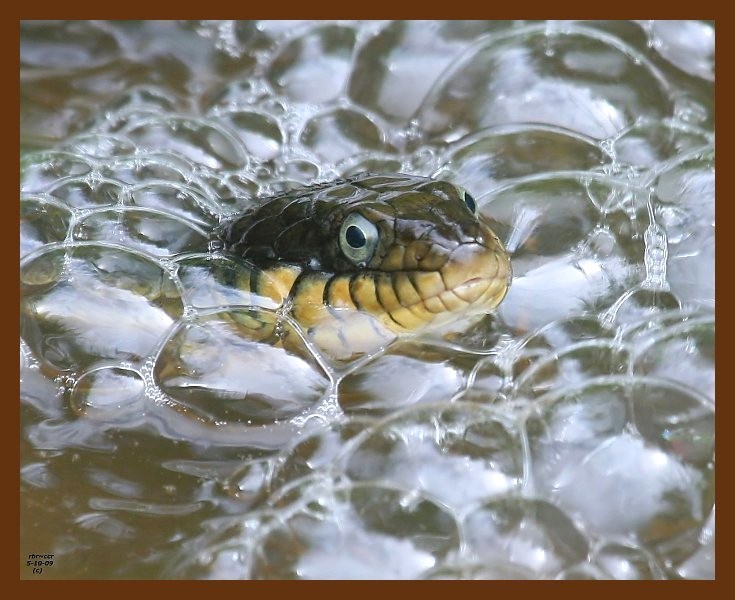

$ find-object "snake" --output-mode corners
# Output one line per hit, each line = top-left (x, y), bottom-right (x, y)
(216, 173), (512, 359)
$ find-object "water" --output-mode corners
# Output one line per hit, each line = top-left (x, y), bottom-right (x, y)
(20, 20), (714, 579)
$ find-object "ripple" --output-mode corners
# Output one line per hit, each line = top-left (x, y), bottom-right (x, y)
(21, 462), (59, 490)
(75, 513), (137, 541)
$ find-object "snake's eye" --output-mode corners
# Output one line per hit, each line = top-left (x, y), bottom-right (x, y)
(460, 188), (477, 214)
(339, 212), (379, 265)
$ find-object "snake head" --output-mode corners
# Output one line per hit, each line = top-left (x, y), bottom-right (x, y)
(218, 174), (511, 333)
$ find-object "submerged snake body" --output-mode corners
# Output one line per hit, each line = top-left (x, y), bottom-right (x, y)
(217, 173), (511, 358)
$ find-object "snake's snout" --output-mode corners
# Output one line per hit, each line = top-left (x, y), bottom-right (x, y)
(441, 232), (512, 311)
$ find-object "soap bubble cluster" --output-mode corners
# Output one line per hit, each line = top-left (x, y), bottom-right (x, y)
(21, 20), (713, 579)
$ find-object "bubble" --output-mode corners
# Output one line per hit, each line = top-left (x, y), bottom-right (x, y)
(650, 150), (714, 307)
(300, 108), (392, 164)
(525, 376), (714, 560)
(21, 244), (183, 372)
(60, 134), (137, 159)
(605, 287), (682, 327)
(421, 560), (536, 580)
(21, 152), (92, 194)
(516, 340), (629, 399)
(462, 496), (590, 577)
(613, 120), (712, 169)
(47, 177), (125, 209)
(339, 349), (465, 416)
(99, 153), (191, 186)
(20, 196), (72, 258)
(174, 254), (282, 310)
(154, 309), (329, 425)
(250, 482), (460, 579)
(417, 24), (671, 141)
(269, 418), (374, 492)
(277, 159), (320, 182)
(648, 21), (714, 82)
(462, 356), (507, 404)
(19, 19), (715, 580)
(337, 155), (403, 177)
(69, 367), (146, 419)
(484, 176), (643, 332)
(675, 509), (714, 579)
(129, 182), (221, 226)
(267, 24), (356, 103)
(349, 21), (488, 122)
(125, 117), (248, 171)
(214, 110), (284, 160)
(632, 318), (714, 403)
(555, 563), (611, 580)
(593, 542), (664, 580)
(72, 207), (209, 257)
(341, 402), (523, 509)
(434, 125), (606, 194)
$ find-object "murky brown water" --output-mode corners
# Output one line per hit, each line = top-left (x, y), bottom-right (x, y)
(21, 20), (714, 579)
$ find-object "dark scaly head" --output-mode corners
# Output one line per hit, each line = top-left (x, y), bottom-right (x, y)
(218, 173), (512, 332)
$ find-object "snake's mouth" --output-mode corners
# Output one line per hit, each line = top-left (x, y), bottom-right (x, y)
(452, 276), (494, 302)
(378, 238), (512, 332)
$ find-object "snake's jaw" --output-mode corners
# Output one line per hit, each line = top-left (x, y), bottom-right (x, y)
(440, 229), (512, 314)
(366, 227), (512, 335)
